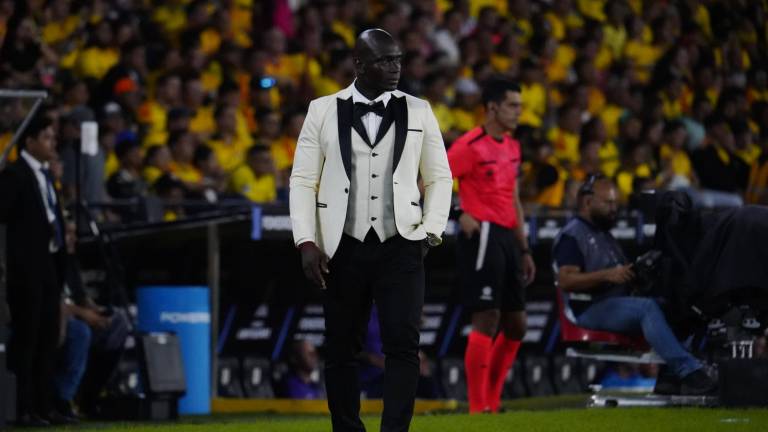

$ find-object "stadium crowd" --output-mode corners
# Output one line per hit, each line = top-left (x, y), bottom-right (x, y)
(1, 0), (767, 222)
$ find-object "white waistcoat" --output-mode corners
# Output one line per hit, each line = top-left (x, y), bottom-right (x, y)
(343, 124), (397, 242)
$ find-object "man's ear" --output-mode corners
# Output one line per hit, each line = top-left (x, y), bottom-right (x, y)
(357, 63), (365, 75)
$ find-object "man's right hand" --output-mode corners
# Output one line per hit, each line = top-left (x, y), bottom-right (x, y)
(299, 242), (330, 289)
(459, 212), (481, 238)
(604, 264), (635, 285)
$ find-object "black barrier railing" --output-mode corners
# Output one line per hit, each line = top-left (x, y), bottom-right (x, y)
(78, 200), (258, 242)
(82, 200), (657, 245)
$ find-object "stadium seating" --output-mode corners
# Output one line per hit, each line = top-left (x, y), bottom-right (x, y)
(555, 285), (664, 364)
(217, 357), (245, 398)
(438, 357), (467, 401)
(501, 361), (527, 399)
(550, 355), (585, 395)
(241, 357), (275, 398)
(521, 355), (556, 397)
(556, 285), (647, 348)
(578, 359), (606, 390)
(112, 356), (142, 396)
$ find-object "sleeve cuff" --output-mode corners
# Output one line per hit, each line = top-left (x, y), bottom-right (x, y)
(295, 239), (315, 248)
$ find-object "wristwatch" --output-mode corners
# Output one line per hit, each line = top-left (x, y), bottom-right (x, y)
(426, 232), (443, 247)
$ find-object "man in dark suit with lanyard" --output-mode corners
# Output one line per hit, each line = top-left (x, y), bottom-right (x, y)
(0, 115), (72, 426)
(290, 29), (453, 431)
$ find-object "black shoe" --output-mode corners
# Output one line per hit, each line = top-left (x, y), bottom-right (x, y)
(42, 409), (79, 425)
(653, 367), (681, 395)
(54, 399), (79, 421)
(15, 412), (50, 427)
(654, 375), (681, 395)
(681, 369), (718, 395)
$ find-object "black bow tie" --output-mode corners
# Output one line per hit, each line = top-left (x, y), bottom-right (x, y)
(354, 101), (386, 118)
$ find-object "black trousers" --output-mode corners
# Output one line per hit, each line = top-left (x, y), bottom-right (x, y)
(76, 308), (130, 414)
(7, 259), (62, 416)
(323, 232), (424, 432)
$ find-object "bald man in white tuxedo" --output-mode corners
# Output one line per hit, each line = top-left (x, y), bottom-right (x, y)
(290, 29), (452, 432)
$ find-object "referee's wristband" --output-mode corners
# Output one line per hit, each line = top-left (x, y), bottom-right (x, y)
(521, 248), (532, 255)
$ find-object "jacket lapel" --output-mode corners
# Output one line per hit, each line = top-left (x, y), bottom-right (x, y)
(373, 103), (395, 146)
(352, 114), (373, 148)
(336, 97), (353, 180)
(18, 158), (54, 235)
(391, 96), (408, 173)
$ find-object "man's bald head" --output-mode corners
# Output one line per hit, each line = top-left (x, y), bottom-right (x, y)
(352, 28), (402, 97)
(354, 29), (395, 60)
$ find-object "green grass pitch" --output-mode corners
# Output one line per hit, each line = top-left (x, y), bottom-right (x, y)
(22, 405), (768, 432)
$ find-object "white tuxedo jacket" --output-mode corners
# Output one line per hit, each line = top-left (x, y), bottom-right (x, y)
(290, 84), (453, 258)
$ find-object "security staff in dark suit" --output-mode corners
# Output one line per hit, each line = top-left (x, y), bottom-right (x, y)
(0, 115), (73, 427)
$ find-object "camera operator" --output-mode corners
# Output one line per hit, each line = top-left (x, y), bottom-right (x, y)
(552, 174), (716, 395)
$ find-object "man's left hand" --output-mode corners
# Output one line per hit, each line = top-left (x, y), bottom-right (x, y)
(84, 297), (106, 314)
(522, 253), (536, 286)
(79, 308), (110, 330)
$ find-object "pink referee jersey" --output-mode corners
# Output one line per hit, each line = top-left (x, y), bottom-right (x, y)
(447, 126), (522, 229)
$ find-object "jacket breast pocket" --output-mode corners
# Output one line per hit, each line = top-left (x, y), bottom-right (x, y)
(405, 135), (423, 162)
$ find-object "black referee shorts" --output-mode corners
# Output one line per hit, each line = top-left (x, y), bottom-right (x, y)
(457, 221), (526, 312)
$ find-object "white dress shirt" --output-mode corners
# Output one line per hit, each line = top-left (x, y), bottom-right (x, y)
(344, 84), (397, 242)
(351, 83), (392, 143)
